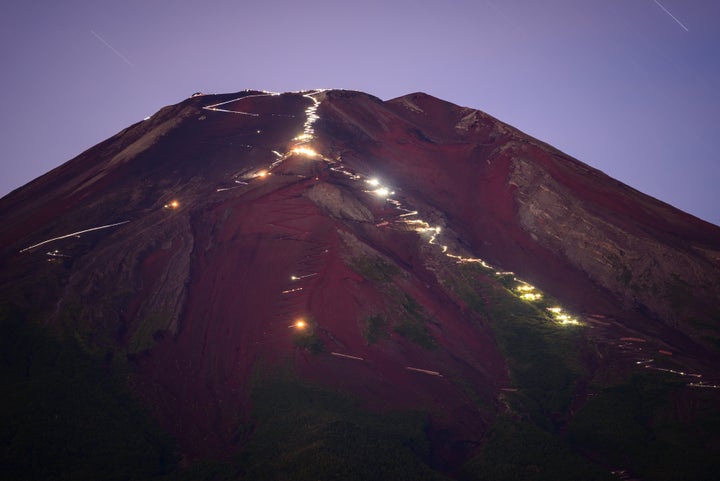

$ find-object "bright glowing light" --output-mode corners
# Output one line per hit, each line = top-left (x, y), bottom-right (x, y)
(291, 146), (319, 157)
(373, 187), (390, 197)
(257, 170), (269, 178)
(290, 273), (317, 281)
(164, 200), (180, 209)
(292, 319), (307, 329)
(559, 318), (581, 326)
(520, 293), (543, 301)
(367, 178), (380, 187)
(560, 318), (580, 326)
(545, 306), (581, 326)
(516, 284), (535, 292)
(403, 219), (430, 227)
(294, 133), (312, 141)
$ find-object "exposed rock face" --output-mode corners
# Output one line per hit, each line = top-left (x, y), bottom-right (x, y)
(304, 183), (374, 222)
(1, 89), (719, 469)
(509, 150), (720, 343)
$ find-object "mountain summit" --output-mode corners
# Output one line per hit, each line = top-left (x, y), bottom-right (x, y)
(2, 89), (719, 480)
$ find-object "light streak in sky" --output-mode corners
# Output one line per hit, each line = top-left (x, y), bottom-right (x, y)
(19, 221), (130, 252)
(90, 30), (134, 66)
(652, 0), (689, 32)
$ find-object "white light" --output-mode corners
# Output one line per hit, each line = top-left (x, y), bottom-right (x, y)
(374, 187), (390, 197)
(367, 178), (380, 187)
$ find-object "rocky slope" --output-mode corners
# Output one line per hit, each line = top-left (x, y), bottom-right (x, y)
(1, 89), (719, 480)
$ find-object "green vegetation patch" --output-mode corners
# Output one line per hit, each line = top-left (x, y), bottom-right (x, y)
(0, 303), (178, 481)
(363, 313), (389, 344)
(393, 295), (437, 350)
(292, 318), (325, 353)
(350, 255), (400, 283)
(129, 309), (172, 353)
(442, 265), (584, 427)
(235, 374), (450, 481)
(459, 416), (612, 481)
(568, 372), (720, 481)
(442, 265), (487, 314)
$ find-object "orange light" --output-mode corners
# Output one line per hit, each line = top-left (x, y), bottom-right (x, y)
(258, 170), (268, 178)
(294, 320), (307, 329)
(164, 200), (180, 209)
(291, 146), (318, 157)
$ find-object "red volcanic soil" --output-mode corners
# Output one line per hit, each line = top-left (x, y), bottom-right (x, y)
(317, 91), (619, 314)
(318, 91), (720, 342)
(2, 89), (719, 466)
(132, 168), (509, 457)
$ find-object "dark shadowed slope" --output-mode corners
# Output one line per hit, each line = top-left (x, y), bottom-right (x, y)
(1, 89), (719, 480)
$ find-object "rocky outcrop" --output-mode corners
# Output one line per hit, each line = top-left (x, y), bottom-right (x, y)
(2, 88), (719, 468)
(509, 153), (720, 344)
(304, 182), (374, 222)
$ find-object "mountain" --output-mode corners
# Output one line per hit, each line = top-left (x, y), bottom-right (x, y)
(1, 89), (719, 481)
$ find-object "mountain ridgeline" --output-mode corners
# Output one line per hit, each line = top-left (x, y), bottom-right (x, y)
(1, 90), (719, 481)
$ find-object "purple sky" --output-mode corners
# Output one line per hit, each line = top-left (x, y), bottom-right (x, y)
(2, 0), (718, 225)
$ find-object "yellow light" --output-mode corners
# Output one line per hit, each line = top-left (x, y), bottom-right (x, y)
(294, 320), (307, 329)
(257, 170), (268, 178)
(559, 318), (581, 326)
(547, 307), (563, 313)
(294, 133), (312, 141)
(520, 293), (542, 301)
(516, 284), (534, 292)
(291, 146), (318, 157)
(164, 200), (180, 209)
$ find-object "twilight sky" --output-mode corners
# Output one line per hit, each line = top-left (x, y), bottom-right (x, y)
(2, 0), (719, 225)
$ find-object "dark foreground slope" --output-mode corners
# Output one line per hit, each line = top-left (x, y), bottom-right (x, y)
(1, 89), (719, 480)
